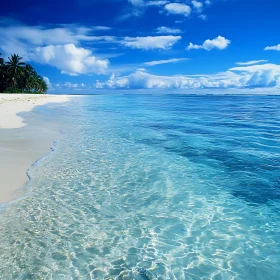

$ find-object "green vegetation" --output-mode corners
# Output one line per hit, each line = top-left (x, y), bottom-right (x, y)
(0, 53), (48, 94)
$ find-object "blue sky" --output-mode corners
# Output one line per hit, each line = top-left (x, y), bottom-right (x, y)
(1, 0), (280, 93)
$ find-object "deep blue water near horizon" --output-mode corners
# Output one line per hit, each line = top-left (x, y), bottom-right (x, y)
(0, 94), (280, 279)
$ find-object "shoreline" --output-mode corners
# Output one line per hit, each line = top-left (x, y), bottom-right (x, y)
(0, 94), (71, 205)
(0, 94), (70, 129)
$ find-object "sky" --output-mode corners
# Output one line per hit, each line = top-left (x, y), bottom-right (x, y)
(1, 0), (280, 94)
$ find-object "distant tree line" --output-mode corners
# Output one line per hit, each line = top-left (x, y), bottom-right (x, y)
(0, 53), (48, 93)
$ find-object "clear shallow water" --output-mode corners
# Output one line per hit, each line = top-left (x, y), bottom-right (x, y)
(0, 94), (280, 280)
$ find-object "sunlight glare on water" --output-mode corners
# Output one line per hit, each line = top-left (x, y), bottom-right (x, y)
(0, 94), (280, 280)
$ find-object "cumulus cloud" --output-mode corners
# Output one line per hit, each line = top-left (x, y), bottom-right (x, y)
(264, 44), (280, 51)
(229, 64), (280, 87)
(156, 26), (183, 34)
(144, 58), (189, 66)
(0, 21), (114, 75)
(95, 70), (236, 89)
(32, 44), (109, 75)
(122, 36), (181, 50)
(95, 63), (280, 89)
(192, 0), (203, 10)
(236, 60), (268, 66)
(164, 3), (192, 17)
(43, 76), (53, 90)
(187, 36), (230, 51)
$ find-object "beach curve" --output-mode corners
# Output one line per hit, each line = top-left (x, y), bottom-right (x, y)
(0, 94), (71, 204)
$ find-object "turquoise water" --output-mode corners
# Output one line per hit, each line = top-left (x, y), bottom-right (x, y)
(0, 94), (280, 279)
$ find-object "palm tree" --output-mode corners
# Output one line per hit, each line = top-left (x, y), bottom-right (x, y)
(0, 53), (7, 92)
(0, 53), (47, 93)
(0, 53), (4, 66)
(39, 77), (48, 93)
(6, 54), (26, 91)
(24, 64), (36, 91)
(35, 76), (48, 93)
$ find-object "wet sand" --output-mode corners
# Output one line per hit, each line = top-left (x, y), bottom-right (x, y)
(0, 94), (70, 204)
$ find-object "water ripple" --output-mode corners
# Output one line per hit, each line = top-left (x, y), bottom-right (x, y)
(0, 95), (280, 279)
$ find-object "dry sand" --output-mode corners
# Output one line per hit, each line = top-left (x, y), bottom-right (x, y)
(0, 94), (71, 204)
(0, 94), (69, 129)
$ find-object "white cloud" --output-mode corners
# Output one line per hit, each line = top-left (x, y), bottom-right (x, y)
(0, 22), (115, 71)
(147, 1), (168, 6)
(95, 70), (237, 89)
(129, 0), (168, 7)
(0, 22), (183, 60)
(52, 81), (88, 92)
(236, 60), (268, 66)
(62, 82), (79, 88)
(91, 26), (112, 31)
(229, 64), (280, 87)
(205, 0), (211, 5)
(164, 3), (192, 17)
(32, 44), (109, 75)
(187, 36), (230, 51)
(122, 36), (181, 50)
(229, 63), (280, 73)
(144, 58), (189, 66)
(0, 25), (80, 47)
(264, 44), (280, 51)
(125, 0), (167, 19)
(156, 26), (183, 34)
(96, 63), (280, 89)
(192, 1), (203, 10)
(43, 76), (53, 90)
(0, 23), (113, 48)
(199, 14), (207, 20)
(128, 0), (144, 7)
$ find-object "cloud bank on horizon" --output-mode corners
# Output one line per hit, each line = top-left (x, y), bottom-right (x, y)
(0, 0), (280, 93)
(96, 63), (280, 89)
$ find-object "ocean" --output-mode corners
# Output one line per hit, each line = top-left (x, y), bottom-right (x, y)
(0, 94), (280, 279)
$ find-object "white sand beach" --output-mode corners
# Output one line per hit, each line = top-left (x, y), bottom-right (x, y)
(0, 94), (70, 204)
(0, 94), (69, 129)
